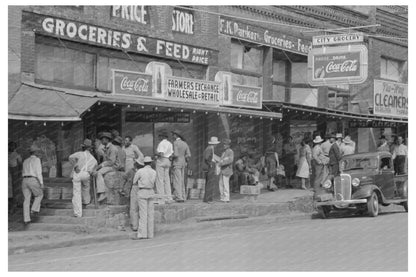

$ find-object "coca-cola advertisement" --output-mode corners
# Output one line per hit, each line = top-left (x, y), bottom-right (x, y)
(308, 45), (368, 86)
(112, 69), (153, 97)
(230, 85), (262, 109)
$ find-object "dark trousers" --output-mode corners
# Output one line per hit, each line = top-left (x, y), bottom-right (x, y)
(394, 156), (406, 175)
(329, 163), (340, 176)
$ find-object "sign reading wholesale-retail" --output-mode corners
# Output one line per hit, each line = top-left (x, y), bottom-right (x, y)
(112, 69), (153, 97)
(308, 45), (368, 86)
(230, 85), (262, 109)
(166, 77), (221, 105)
(24, 12), (215, 65)
(373, 80), (408, 118)
(219, 16), (312, 55)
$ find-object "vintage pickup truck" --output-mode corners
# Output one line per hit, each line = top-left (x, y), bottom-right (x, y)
(314, 151), (408, 218)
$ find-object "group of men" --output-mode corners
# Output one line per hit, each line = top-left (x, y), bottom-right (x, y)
(378, 135), (408, 175)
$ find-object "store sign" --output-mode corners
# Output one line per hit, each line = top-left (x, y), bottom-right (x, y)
(349, 121), (399, 128)
(165, 76), (221, 105)
(126, 112), (190, 123)
(230, 85), (262, 109)
(112, 69), (152, 97)
(312, 33), (364, 46)
(172, 8), (194, 34)
(111, 5), (149, 25)
(308, 45), (368, 86)
(373, 80), (408, 118)
(219, 16), (312, 56)
(26, 13), (215, 65)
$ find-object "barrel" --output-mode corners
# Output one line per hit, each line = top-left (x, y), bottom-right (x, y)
(45, 187), (61, 200)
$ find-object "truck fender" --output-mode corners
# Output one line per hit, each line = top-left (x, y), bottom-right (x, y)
(352, 185), (385, 202)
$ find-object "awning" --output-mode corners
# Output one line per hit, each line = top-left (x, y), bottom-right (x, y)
(8, 84), (98, 121)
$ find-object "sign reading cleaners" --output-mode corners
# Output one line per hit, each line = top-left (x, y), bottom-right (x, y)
(219, 16), (311, 55)
(230, 85), (262, 109)
(166, 76), (221, 105)
(373, 80), (408, 118)
(112, 69), (153, 97)
(172, 8), (194, 34)
(308, 45), (368, 86)
(27, 13), (215, 65)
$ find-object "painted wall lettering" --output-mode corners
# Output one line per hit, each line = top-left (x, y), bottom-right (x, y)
(172, 8), (194, 34)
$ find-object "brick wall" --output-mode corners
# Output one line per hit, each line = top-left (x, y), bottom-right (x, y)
(8, 6), (23, 98)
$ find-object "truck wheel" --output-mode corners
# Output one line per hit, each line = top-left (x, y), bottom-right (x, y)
(367, 192), (379, 217)
(403, 202), (408, 212)
(317, 206), (331, 219)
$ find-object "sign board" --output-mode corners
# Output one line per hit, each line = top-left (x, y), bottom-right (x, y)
(111, 5), (149, 25)
(312, 33), (364, 46)
(126, 112), (190, 123)
(349, 121), (399, 128)
(308, 45), (368, 86)
(165, 76), (221, 106)
(229, 85), (263, 109)
(219, 16), (312, 56)
(373, 80), (408, 118)
(26, 12), (216, 65)
(112, 69), (152, 97)
(172, 7), (194, 35)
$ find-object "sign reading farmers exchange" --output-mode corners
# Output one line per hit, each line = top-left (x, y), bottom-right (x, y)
(219, 16), (311, 56)
(312, 33), (364, 46)
(112, 69), (152, 97)
(373, 80), (408, 118)
(230, 85), (262, 109)
(165, 76), (221, 105)
(25, 12), (215, 65)
(308, 45), (368, 86)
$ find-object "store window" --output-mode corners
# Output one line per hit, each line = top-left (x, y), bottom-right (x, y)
(380, 57), (402, 82)
(327, 85), (349, 111)
(230, 41), (263, 87)
(35, 43), (95, 89)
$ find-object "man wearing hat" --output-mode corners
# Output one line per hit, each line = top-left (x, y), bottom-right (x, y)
(129, 158), (144, 231)
(341, 135), (356, 156)
(171, 130), (191, 203)
(218, 138), (234, 202)
(155, 130), (174, 203)
(94, 132), (121, 202)
(132, 156), (157, 239)
(233, 152), (249, 191)
(202, 136), (221, 203)
(377, 135), (390, 152)
(69, 139), (98, 217)
(21, 145), (44, 225)
(123, 136), (144, 173)
(312, 135), (329, 191)
(321, 134), (332, 157)
(328, 133), (343, 176)
(112, 135), (126, 172)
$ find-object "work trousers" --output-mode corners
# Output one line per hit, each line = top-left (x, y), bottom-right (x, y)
(394, 156), (406, 175)
(22, 177), (43, 223)
(155, 158), (172, 201)
(219, 174), (231, 202)
(130, 185), (139, 230)
(137, 189), (155, 239)
(172, 166), (185, 201)
(96, 166), (114, 194)
(72, 172), (91, 217)
(313, 161), (324, 192)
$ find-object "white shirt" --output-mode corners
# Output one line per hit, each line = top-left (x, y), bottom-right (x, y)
(22, 155), (43, 186)
(69, 150), (98, 173)
(321, 140), (332, 156)
(157, 139), (173, 158)
(392, 144), (408, 159)
(133, 165), (157, 189)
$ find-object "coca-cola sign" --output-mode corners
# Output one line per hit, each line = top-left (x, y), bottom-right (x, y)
(230, 85), (262, 109)
(112, 69), (153, 97)
(308, 45), (368, 86)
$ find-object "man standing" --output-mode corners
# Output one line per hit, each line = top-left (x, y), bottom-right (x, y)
(340, 135), (356, 156)
(132, 156), (157, 240)
(312, 136), (328, 192)
(218, 138), (234, 203)
(171, 130), (191, 203)
(283, 136), (297, 187)
(377, 135), (390, 152)
(392, 136), (407, 175)
(328, 133), (343, 176)
(130, 158), (144, 232)
(202, 137), (220, 204)
(69, 139), (98, 217)
(21, 145), (44, 225)
(123, 136), (144, 173)
(233, 153), (249, 192)
(94, 132), (121, 202)
(155, 130), (173, 203)
(321, 134), (332, 157)
(113, 136), (126, 172)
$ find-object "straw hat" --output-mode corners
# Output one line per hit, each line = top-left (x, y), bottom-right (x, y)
(81, 139), (92, 148)
(143, 156), (153, 163)
(313, 136), (324, 144)
(134, 158), (144, 166)
(208, 136), (220, 145)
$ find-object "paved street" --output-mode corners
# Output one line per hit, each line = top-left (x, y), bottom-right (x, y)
(9, 206), (407, 271)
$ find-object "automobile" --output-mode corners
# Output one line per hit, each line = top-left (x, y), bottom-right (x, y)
(314, 151), (408, 218)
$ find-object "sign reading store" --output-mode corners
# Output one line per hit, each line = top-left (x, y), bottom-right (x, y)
(172, 7), (194, 35)
(26, 12), (215, 65)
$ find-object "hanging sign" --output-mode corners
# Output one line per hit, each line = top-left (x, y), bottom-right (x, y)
(349, 121), (399, 128)
(229, 85), (262, 109)
(112, 69), (153, 97)
(126, 112), (191, 123)
(373, 80), (408, 118)
(312, 33), (364, 46)
(308, 45), (368, 86)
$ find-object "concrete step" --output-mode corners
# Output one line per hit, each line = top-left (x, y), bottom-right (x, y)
(26, 222), (98, 233)
(36, 215), (99, 225)
(40, 208), (107, 217)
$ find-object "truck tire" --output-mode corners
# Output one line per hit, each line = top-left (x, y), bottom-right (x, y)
(317, 206), (331, 219)
(367, 192), (379, 217)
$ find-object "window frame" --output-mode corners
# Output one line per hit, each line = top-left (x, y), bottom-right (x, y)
(380, 56), (403, 82)
(230, 40), (263, 87)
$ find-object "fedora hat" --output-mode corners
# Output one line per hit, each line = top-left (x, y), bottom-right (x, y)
(81, 139), (92, 148)
(113, 136), (123, 145)
(313, 136), (324, 144)
(222, 138), (231, 145)
(99, 132), (112, 140)
(30, 145), (41, 152)
(208, 136), (220, 145)
(336, 133), (343, 139)
(143, 156), (153, 163)
(343, 136), (353, 144)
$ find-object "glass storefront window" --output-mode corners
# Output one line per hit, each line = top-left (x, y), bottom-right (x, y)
(290, 88), (318, 107)
(273, 61), (286, 82)
(231, 42), (263, 72)
(272, 85), (285, 102)
(380, 57), (401, 81)
(231, 73), (262, 87)
(290, 62), (308, 84)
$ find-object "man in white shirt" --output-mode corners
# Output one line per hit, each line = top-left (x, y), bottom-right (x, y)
(21, 145), (44, 225)
(320, 134), (332, 157)
(171, 130), (191, 203)
(155, 130), (173, 203)
(392, 136), (408, 175)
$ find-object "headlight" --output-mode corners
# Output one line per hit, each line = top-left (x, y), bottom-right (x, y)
(352, 178), (360, 187)
(322, 179), (332, 189)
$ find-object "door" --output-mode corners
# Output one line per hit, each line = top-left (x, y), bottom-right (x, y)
(375, 156), (395, 199)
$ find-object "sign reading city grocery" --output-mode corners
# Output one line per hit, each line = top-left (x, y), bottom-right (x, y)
(230, 85), (262, 109)
(373, 80), (408, 118)
(219, 16), (312, 56)
(26, 13), (215, 65)
(312, 33), (364, 46)
(307, 45), (368, 86)
(112, 69), (153, 97)
(172, 8), (194, 34)
(111, 5), (149, 25)
(165, 76), (221, 105)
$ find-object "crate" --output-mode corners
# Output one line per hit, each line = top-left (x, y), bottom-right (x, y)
(188, 188), (201, 200)
(45, 187), (61, 200)
(196, 178), (205, 190)
(186, 178), (196, 189)
(61, 187), (73, 200)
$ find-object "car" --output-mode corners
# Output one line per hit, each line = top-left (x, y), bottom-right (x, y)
(314, 151), (408, 218)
